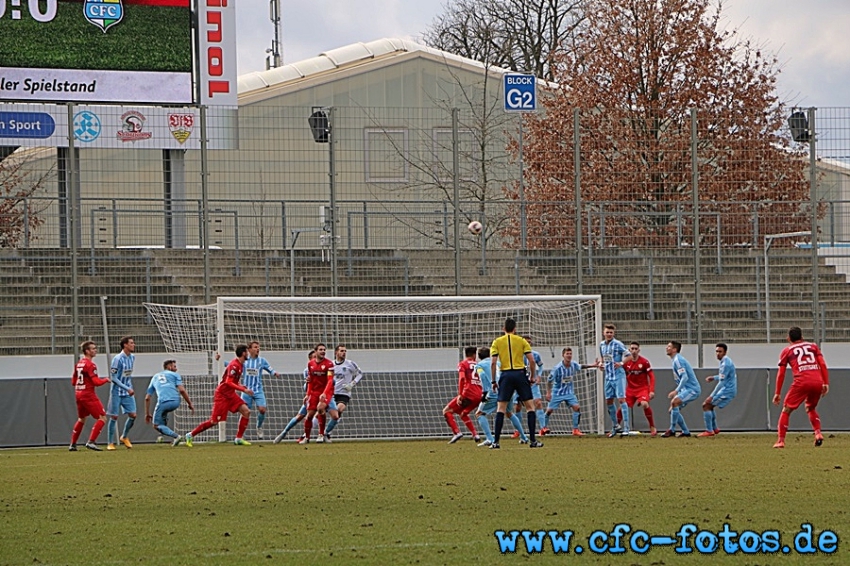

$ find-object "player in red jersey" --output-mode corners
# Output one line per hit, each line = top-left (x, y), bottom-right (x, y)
(299, 343), (337, 444)
(773, 326), (829, 448)
(184, 344), (253, 447)
(69, 341), (112, 451)
(618, 342), (657, 436)
(443, 346), (484, 444)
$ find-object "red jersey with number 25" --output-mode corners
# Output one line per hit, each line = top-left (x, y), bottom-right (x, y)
(457, 359), (483, 400)
(778, 341), (829, 385)
(73, 358), (109, 396)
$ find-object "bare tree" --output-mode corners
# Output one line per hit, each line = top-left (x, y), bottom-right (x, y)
(423, 0), (586, 81)
(358, 58), (519, 247)
(513, 0), (809, 248)
(0, 148), (54, 247)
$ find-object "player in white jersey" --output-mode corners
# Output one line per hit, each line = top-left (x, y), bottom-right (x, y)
(107, 336), (136, 450)
(241, 341), (279, 439)
(324, 344), (364, 441)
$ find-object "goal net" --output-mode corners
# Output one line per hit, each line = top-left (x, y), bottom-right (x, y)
(143, 295), (604, 442)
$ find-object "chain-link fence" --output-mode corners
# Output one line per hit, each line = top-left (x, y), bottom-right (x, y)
(2, 103), (849, 357)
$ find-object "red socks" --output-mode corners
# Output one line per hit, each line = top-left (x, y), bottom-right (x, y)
(777, 411), (790, 441)
(88, 419), (105, 443)
(71, 421), (84, 445)
(191, 419), (215, 437)
(644, 407), (655, 429)
(808, 410), (821, 433)
(460, 413), (477, 436)
(237, 415), (249, 439)
(444, 413), (460, 434)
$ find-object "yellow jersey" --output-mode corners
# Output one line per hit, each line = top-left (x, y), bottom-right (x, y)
(490, 334), (531, 371)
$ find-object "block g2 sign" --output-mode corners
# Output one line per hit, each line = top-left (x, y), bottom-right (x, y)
(504, 74), (536, 112)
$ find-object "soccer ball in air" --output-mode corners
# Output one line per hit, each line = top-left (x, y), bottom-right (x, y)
(468, 220), (483, 235)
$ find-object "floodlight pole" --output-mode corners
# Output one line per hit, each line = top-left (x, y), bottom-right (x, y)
(808, 107), (820, 343)
(328, 107), (338, 297)
(67, 103), (79, 359)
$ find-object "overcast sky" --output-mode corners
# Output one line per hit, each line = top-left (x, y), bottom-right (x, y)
(234, 0), (850, 108)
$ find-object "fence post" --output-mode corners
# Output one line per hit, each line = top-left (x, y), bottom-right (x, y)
(574, 108), (583, 294)
(233, 210), (241, 277)
(451, 107), (461, 296)
(23, 199), (29, 248)
(715, 214), (722, 275)
(648, 258), (655, 321)
(362, 201), (369, 250)
(691, 108), (703, 367)
(586, 208), (594, 275)
(111, 198), (118, 248)
(808, 107), (819, 342)
(480, 208), (487, 276)
(515, 253), (521, 295)
(281, 201), (287, 250)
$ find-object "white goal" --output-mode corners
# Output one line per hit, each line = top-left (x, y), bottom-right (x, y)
(144, 295), (604, 442)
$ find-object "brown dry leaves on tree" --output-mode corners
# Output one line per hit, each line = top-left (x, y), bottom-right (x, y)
(1, 148), (54, 247)
(510, 0), (809, 249)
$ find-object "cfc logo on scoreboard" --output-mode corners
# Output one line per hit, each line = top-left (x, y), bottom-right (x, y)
(84, 0), (124, 33)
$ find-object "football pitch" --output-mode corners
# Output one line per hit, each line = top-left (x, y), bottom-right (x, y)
(0, 433), (847, 565)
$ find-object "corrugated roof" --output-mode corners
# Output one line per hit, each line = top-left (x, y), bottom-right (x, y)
(237, 37), (512, 97)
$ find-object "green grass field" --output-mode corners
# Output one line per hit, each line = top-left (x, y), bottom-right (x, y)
(0, 2), (191, 71)
(1, 434), (848, 565)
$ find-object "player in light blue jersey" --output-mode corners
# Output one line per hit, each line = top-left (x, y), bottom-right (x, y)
(107, 336), (136, 450)
(144, 360), (195, 446)
(663, 340), (701, 437)
(527, 348), (548, 435)
(474, 348), (529, 446)
(541, 347), (595, 436)
(273, 349), (313, 444)
(596, 324), (630, 436)
(510, 347), (546, 439)
(241, 341), (280, 440)
(698, 343), (737, 437)
(324, 344), (364, 441)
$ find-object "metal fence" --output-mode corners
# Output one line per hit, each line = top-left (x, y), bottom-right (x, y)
(1, 104), (849, 360)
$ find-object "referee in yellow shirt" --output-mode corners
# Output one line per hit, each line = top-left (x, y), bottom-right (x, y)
(489, 317), (543, 449)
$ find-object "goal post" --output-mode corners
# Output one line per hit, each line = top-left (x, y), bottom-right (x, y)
(144, 295), (604, 441)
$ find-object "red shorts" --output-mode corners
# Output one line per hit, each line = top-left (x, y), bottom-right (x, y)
(446, 395), (482, 415)
(626, 388), (651, 407)
(76, 394), (105, 419)
(306, 392), (329, 412)
(211, 391), (245, 422)
(783, 381), (823, 411)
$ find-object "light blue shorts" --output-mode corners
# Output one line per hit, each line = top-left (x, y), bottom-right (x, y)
(676, 388), (700, 407)
(240, 390), (267, 409)
(604, 377), (626, 400)
(548, 393), (579, 411)
(108, 394), (136, 417)
(153, 399), (180, 427)
(710, 392), (736, 409)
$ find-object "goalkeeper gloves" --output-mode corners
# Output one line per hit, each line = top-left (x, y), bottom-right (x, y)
(343, 383), (355, 392)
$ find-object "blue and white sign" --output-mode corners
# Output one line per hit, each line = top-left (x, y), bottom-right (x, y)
(0, 112), (55, 139)
(504, 74), (537, 112)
